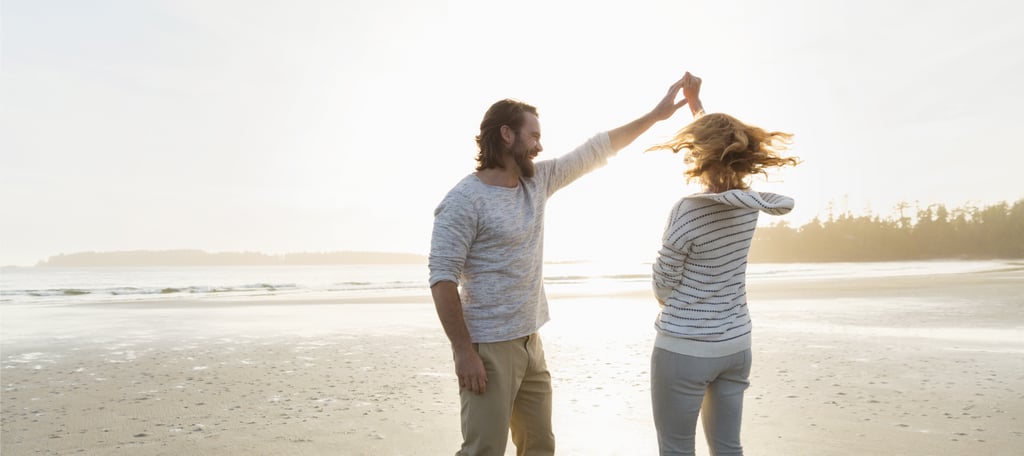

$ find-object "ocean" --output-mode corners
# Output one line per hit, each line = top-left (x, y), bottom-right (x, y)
(0, 260), (1007, 306)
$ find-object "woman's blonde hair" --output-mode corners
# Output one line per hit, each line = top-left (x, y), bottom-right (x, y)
(647, 113), (800, 191)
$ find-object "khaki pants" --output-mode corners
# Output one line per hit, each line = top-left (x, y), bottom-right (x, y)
(457, 333), (554, 456)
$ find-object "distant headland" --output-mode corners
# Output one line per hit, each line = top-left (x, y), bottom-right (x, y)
(34, 250), (427, 267)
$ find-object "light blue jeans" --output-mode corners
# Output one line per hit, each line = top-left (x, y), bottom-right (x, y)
(651, 348), (752, 456)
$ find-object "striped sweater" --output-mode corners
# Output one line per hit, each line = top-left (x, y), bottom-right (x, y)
(652, 190), (794, 357)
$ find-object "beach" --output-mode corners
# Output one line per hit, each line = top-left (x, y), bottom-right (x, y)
(2, 264), (1022, 455)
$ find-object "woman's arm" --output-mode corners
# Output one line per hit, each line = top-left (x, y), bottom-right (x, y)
(607, 72), (702, 151)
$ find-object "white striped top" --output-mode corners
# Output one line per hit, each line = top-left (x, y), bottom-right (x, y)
(652, 189), (794, 357)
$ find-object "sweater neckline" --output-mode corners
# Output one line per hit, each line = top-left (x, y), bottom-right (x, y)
(471, 174), (521, 191)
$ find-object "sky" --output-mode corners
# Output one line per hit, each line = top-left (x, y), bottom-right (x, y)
(2, 0), (1023, 266)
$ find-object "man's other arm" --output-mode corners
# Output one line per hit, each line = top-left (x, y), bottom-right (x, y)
(431, 281), (488, 394)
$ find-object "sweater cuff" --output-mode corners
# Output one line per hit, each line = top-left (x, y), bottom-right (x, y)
(428, 273), (459, 288)
(596, 131), (613, 157)
(653, 282), (672, 303)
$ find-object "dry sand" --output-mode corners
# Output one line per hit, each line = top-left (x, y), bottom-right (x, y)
(2, 266), (1022, 455)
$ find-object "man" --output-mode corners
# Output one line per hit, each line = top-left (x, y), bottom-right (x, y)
(429, 72), (704, 456)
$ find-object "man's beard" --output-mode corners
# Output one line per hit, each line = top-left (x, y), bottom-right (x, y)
(511, 137), (536, 178)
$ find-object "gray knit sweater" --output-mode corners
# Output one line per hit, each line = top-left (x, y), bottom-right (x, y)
(429, 132), (614, 343)
(652, 190), (794, 357)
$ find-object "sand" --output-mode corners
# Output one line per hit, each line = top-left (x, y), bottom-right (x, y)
(2, 266), (1022, 455)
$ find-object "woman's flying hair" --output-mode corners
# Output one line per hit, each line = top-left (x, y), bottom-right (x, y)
(475, 99), (539, 171)
(646, 112), (800, 191)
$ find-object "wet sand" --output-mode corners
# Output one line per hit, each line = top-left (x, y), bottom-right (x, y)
(2, 266), (1022, 455)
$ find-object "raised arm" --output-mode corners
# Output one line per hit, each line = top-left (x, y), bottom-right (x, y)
(683, 72), (704, 118)
(607, 72), (703, 151)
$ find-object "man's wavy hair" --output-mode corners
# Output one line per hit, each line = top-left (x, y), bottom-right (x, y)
(646, 113), (801, 191)
(475, 99), (538, 171)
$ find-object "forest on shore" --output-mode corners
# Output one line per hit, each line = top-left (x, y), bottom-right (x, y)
(749, 199), (1023, 262)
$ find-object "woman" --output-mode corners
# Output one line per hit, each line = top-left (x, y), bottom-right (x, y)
(646, 111), (801, 455)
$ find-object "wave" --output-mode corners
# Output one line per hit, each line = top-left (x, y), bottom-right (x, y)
(2, 279), (432, 303)
(327, 280), (424, 292)
(7, 283), (301, 299)
(545, 274), (650, 283)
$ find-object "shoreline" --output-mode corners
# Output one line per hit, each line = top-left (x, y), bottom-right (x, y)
(2, 268), (1022, 455)
(10, 261), (1019, 308)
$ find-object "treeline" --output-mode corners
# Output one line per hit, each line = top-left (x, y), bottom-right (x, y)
(750, 199), (1024, 262)
(37, 250), (427, 267)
